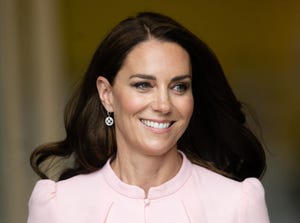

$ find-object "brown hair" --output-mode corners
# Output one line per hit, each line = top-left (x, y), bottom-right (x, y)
(31, 12), (266, 181)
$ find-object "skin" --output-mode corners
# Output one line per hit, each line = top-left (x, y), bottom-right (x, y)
(97, 39), (194, 194)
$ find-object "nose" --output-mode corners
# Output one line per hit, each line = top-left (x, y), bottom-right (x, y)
(151, 88), (172, 114)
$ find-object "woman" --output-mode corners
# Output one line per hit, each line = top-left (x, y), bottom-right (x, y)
(28, 12), (270, 222)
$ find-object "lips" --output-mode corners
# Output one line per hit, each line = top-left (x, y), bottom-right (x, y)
(140, 119), (173, 129)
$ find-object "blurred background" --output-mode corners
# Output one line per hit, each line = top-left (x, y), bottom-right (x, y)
(0, 0), (299, 222)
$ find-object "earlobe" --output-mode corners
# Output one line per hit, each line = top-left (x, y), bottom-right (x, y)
(96, 76), (114, 112)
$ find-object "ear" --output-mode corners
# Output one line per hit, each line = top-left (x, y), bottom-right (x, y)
(96, 76), (114, 112)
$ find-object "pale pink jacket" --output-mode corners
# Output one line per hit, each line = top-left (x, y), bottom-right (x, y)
(28, 153), (270, 223)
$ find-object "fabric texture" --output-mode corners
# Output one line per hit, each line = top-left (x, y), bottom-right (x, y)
(28, 152), (270, 223)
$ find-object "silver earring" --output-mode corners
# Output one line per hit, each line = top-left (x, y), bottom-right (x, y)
(105, 112), (114, 126)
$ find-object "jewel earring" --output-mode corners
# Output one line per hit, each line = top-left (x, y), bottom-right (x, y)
(105, 112), (114, 126)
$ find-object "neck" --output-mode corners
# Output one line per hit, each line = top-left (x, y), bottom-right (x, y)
(110, 149), (182, 194)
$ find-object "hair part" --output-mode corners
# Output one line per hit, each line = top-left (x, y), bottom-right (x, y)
(30, 12), (266, 181)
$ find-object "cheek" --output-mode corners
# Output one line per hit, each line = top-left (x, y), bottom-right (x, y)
(113, 91), (146, 115)
(177, 96), (194, 119)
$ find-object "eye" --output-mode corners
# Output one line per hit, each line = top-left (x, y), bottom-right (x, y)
(172, 83), (190, 93)
(131, 82), (153, 90)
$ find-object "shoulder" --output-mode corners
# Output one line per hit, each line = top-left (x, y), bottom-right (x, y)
(187, 164), (270, 222)
(28, 180), (57, 223)
(240, 178), (270, 222)
(29, 179), (56, 206)
(190, 164), (267, 200)
(190, 164), (242, 193)
(56, 168), (106, 195)
(28, 170), (113, 223)
(241, 177), (266, 202)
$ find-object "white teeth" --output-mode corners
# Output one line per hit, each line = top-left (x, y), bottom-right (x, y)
(141, 119), (171, 129)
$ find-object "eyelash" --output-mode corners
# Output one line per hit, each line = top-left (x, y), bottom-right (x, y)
(172, 83), (190, 93)
(131, 81), (190, 93)
(131, 82), (153, 90)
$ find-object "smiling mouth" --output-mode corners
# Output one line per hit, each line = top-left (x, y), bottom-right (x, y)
(140, 119), (174, 129)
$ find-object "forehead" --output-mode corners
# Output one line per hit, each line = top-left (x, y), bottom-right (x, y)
(119, 39), (191, 76)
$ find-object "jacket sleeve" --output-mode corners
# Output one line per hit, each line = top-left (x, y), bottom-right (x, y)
(240, 178), (270, 223)
(27, 180), (57, 223)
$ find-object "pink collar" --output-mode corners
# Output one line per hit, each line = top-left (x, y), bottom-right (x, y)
(101, 151), (193, 199)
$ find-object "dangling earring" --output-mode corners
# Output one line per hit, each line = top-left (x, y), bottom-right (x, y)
(105, 112), (114, 126)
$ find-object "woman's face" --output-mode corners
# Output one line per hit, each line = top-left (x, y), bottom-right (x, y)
(100, 39), (193, 157)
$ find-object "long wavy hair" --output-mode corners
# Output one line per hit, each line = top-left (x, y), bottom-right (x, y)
(30, 12), (266, 181)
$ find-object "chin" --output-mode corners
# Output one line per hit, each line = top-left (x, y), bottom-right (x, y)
(141, 143), (177, 157)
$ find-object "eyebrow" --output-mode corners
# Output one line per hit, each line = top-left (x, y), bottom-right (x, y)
(129, 74), (192, 82)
